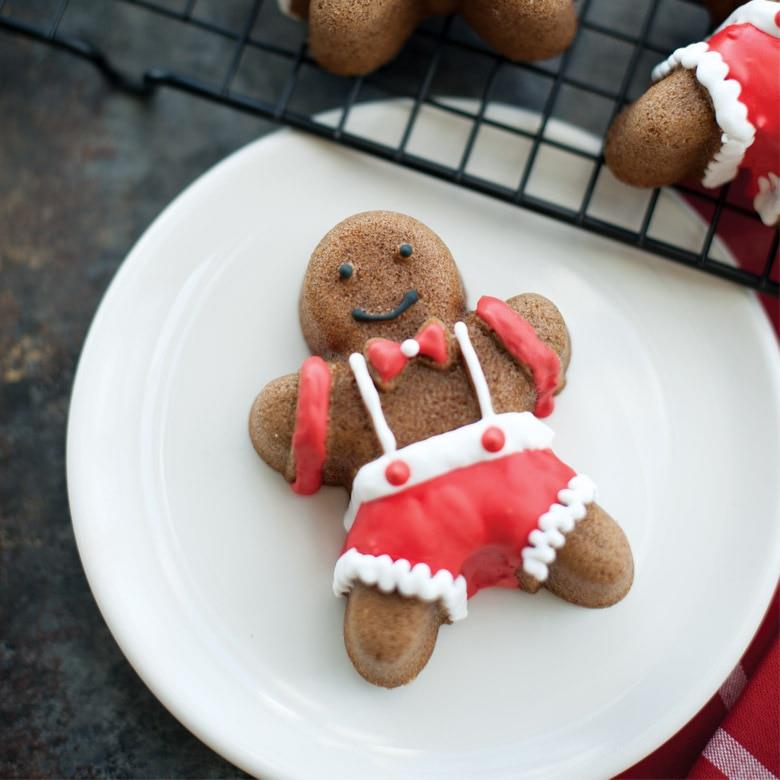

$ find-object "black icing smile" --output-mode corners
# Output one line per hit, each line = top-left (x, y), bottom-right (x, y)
(352, 290), (419, 322)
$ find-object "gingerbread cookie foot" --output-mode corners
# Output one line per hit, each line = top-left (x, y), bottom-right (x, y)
(344, 583), (445, 688)
(543, 503), (634, 608)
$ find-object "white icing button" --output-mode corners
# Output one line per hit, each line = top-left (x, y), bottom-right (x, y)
(401, 339), (420, 358)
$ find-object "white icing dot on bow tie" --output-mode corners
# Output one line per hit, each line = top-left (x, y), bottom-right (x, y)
(401, 339), (420, 358)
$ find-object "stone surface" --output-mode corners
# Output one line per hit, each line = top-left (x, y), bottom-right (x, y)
(0, 6), (264, 778)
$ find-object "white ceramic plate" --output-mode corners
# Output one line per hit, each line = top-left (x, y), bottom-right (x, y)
(67, 102), (780, 779)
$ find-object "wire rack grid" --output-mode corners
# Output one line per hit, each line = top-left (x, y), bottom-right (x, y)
(1, 0), (778, 296)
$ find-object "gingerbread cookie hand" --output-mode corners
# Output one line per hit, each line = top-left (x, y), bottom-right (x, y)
(279, 0), (577, 75)
(605, 0), (780, 226)
(250, 211), (633, 688)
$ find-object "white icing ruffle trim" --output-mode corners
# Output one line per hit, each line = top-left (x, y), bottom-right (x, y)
(652, 43), (756, 190)
(333, 549), (469, 622)
(755, 173), (780, 226)
(521, 474), (597, 582)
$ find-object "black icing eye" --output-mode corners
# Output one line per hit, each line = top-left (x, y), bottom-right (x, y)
(398, 243), (413, 259)
(338, 263), (353, 279)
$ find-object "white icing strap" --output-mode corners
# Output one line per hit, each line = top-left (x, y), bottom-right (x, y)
(521, 474), (597, 581)
(349, 353), (396, 454)
(454, 321), (494, 418)
(333, 549), (469, 622)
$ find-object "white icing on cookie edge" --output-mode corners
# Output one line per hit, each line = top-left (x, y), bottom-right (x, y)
(755, 172), (780, 226)
(520, 474), (597, 582)
(713, 0), (780, 37)
(652, 43), (756, 190)
(333, 549), (469, 622)
(343, 412), (555, 531)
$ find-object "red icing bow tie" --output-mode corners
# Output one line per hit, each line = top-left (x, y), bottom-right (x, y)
(365, 321), (450, 384)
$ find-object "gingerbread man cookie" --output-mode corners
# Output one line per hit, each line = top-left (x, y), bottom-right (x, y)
(250, 211), (633, 688)
(278, 0), (577, 75)
(605, 0), (780, 226)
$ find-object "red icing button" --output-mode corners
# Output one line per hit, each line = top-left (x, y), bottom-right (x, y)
(385, 460), (410, 486)
(775, 9), (780, 28)
(481, 426), (505, 453)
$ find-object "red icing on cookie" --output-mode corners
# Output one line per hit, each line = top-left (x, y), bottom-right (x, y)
(365, 339), (407, 384)
(706, 22), (780, 198)
(365, 320), (450, 383)
(481, 426), (505, 452)
(291, 356), (332, 495)
(415, 321), (449, 364)
(343, 449), (576, 597)
(385, 460), (410, 486)
(475, 296), (561, 418)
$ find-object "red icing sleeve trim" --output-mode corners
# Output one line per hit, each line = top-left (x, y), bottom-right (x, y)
(475, 296), (561, 418)
(291, 356), (332, 495)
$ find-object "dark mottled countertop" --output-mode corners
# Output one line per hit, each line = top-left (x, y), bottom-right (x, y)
(0, 8), (265, 777)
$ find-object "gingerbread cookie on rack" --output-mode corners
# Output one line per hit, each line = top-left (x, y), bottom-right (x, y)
(278, 0), (577, 76)
(250, 210), (633, 688)
(605, 0), (780, 226)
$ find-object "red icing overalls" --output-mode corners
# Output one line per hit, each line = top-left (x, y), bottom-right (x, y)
(333, 321), (596, 622)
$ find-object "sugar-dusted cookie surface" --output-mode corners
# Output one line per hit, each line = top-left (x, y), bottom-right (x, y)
(250, 211), (633, 687)
(278, 0), (577, 75)
(606, 0), (780, 226)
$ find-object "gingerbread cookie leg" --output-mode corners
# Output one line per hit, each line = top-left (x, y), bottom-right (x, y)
(306, 0), (423, 76)
(343, 584), (445, 688)
(523, 503), (634, 607)
(461, 0), (577, 62)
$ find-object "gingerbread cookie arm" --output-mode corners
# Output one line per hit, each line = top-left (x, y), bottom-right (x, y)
(250, 356), (336, 492)
(249, 372), (299, 478)
(605, 67), (722, 189)
(504, 292), (571, 390)
(474, 293), (570, 416)
(461, 0), (577, 62)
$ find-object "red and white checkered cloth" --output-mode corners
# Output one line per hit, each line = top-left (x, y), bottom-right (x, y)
(620, 180), (779, 779)
(619, 589), (779, 779)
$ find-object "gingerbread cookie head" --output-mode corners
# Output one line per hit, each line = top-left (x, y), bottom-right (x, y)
(299, 211), (467, 357)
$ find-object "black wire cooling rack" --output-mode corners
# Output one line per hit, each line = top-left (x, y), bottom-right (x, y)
(2, 0), (778, 296)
